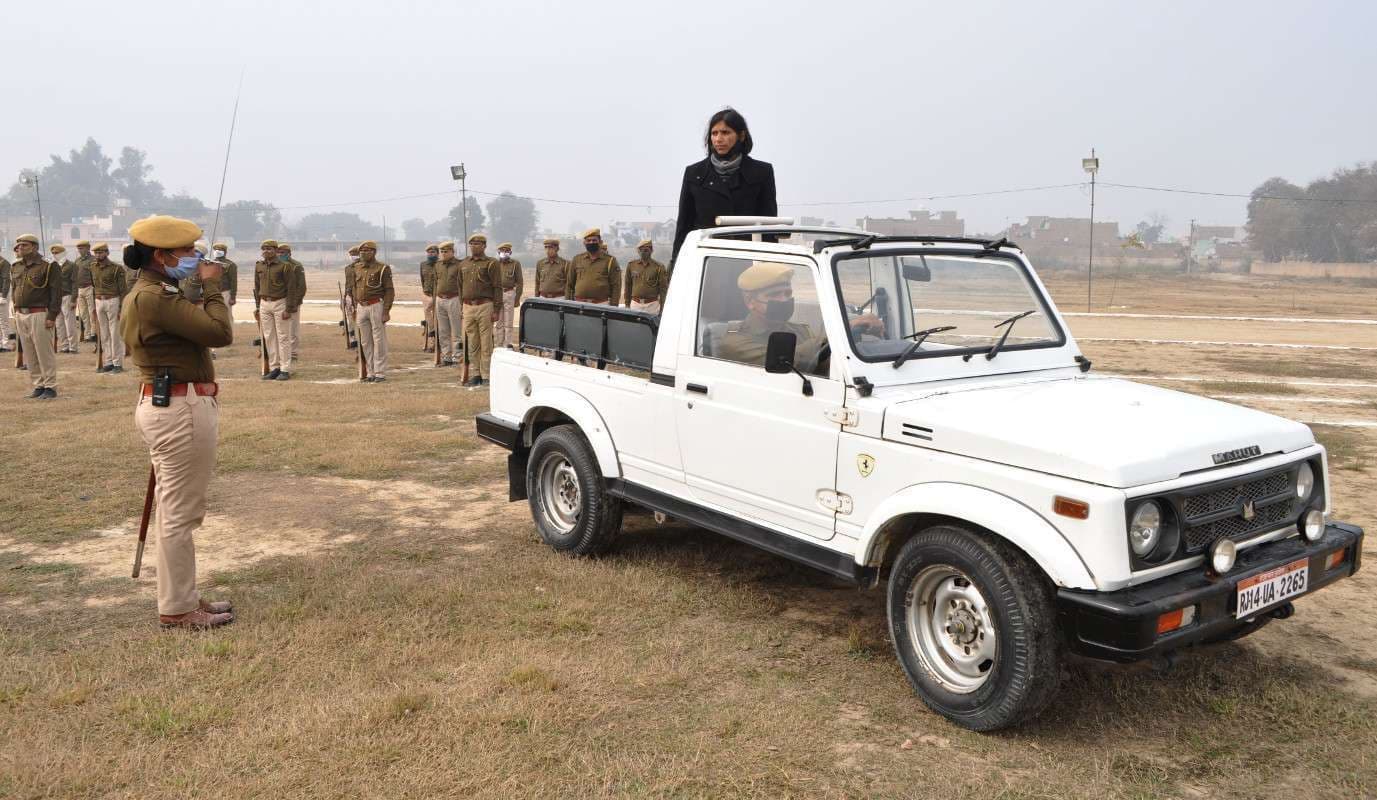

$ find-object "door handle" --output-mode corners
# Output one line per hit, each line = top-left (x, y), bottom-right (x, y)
(686, 383), (709, 394)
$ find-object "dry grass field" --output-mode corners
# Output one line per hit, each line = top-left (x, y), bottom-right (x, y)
(1, 271), (1375, 799)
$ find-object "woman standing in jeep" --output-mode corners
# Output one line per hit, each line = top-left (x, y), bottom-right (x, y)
(671, 107), (778, 265)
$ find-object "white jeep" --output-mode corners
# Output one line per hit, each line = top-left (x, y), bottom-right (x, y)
(476, 220), (1364, 731)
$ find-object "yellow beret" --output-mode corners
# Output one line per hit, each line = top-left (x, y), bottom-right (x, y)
(358, 240), (378, 250)
(581, 227), (601, 239)
(637, 239), (653, 248)
(93, 243), (109, 252)
(277, 242), (292, 250)
(212, 241), (227, 250)
(467, 233), (486, 244)
(50, 244), (66, 254)
(737, 261), (795, 293)
(75, 240), (91, 247)
(497, 242), (513, 251)
(260, 239), (279, 249)
(543, 237), (560, 246)
(15, 234), (39, 245)
(438, 240), (456, 249)
(129, 215), (203, 249)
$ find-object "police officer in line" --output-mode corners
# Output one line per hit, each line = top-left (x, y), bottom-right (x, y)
(73, 240), (96, 340)
(459, 233), (500, 387)
(118, 215), (234, 630)
(10, 234), (60, 398)
(433, 241), (464, 366)
(351, 240), (394, 382)
(534, 237), (569, 299)
(565, 228), (620, 306)
(210, 241), (238, 309)
(342, 244), (360, 305)
(276, 243), (306, 362)
(419, 243), (438, 352)
(495, 242), (523, 346)
(91, 243), (128, 373)
(50, 244), (79, 353)
(0, 250), (12, 350)
(624, 239), (669, 314)
(253, 239), (300, 381)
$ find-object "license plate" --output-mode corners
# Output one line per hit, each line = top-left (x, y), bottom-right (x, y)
(1235, 558), (1309, 618)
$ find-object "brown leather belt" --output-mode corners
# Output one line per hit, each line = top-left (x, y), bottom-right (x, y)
(631, 297), (658, 303)
(539, 292), (563, 298)
(20, 306), (49, 313)
(574, 297), (607, 303)
(142, 382), (219, 398)
(463, 299), (491, 306)
(438, 293), (458, 299)
(359, 297), (382, 306)
(261, 295), (285, 301)
(95, 294), (117, 300)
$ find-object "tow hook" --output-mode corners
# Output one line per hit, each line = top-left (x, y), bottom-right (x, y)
(1269, 601), (1295, 620)
(1150, 650), (1182, 673)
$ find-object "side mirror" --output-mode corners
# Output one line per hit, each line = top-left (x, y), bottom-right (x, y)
(901, 257), (931, 282)
(765, 331), (797, 374)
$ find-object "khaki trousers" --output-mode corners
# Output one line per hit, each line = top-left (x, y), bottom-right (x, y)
(355, 300), (388, 378)
(260, 298), (294, 372)
(291, 309), (301, 359)
(498, 289), (517, 346)
(462, 301), (494, 379)
(437, 296), (463, 360)
(57, 295), (78, 350)
(76, 286), (94, 334)
(136, 388), (219, 615)
(16, 310), (57, 389)
(95, 297), (124, 367)
(423, 295), (437, 347)
(630, 299), (662, 315)
(0, 297), (12, 340)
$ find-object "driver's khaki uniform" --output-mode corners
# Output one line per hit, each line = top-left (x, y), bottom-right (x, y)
(716, 315), (828, 374)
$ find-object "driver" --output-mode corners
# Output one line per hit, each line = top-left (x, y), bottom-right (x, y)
(718, 261), (882, 374)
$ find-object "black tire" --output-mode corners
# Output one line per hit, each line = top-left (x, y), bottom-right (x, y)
(886, 525), (1061, 731)
(526, 424), (622, 556)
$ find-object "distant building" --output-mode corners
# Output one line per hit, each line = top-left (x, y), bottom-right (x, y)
(857, 210), (965, 237)
(606, 219), (676, 248)
(1005, 216), (1121, 248)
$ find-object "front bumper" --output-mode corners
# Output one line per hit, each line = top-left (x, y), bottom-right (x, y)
(1056, 521), (1364, 662)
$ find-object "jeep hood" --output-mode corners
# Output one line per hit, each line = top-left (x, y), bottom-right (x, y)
(881, 377), (1314, 487)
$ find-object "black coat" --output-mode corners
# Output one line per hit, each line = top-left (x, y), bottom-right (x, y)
(672, 155), (777, 262)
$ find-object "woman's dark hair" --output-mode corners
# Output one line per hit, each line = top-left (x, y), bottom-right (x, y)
(704, 107), (753, 156)
(123, 241), (157, 269)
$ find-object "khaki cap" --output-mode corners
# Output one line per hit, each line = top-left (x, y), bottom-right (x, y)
(425, 243), (439, 251)
(212, 241), (227, 249)
(15, 234), (39, 245)
(737, 261), (794, 292)
(277, 242), (292, 250)
(348, 246), (360, 255)
(260, 239), (279, 249)
(543, 237), (560, 246)
(50, 244), (66, 254)
(358, 240), (378, 250)
(438, 240), (456, 250)
(129, 215), (203, 249)
(467, 233), (486, 244)
(497, 242), (513, 251)
(75, 239), (91, 247)
(580, 227), (601, 239)
(92, 243), (110, 252)
(637, 239), (653, 248)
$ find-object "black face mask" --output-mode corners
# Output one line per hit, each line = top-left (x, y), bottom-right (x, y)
(426, 255), (437, 262)
(585, 242), (600, 255)
(765, 298), (794, 322)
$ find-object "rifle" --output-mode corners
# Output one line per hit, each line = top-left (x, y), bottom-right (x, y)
(256, 308), (269, 376)
(131, 465), (156, 578)
(432, 291), (441, 367)
(337, 282), (354, 350)
(14, 331), (23, 369)
(461, 327), (470, 384)
(357, 315), (368, 380)
(94, 303), (103, 369)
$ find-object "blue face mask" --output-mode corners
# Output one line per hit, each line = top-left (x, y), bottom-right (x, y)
(164, 254), (201, 281)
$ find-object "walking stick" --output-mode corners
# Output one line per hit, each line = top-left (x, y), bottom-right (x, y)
(131, 464), (156, 578)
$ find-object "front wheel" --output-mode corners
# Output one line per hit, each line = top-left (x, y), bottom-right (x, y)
(887, 525), (1061, 731)
(526, 424), (622, 556)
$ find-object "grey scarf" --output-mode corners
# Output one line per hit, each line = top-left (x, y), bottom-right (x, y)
(709, 151), (743, 176)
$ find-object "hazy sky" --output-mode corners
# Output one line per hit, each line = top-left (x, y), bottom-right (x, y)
(4, 0), (1373, 239)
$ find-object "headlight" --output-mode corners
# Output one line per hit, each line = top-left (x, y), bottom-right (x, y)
(1296, 462), (1315, 501)
(1129, 501), (1162, 557)
(1210, 538), (1237, 574)
(1301, 508), (1325, 542)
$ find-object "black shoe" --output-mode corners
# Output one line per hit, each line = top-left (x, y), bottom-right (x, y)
(275, 372), (291, 381)
(41, 388), (56, 400)
(27, 388), (44, 399)
(372, 375), (386, 382)
(360, 376), (373, 383)
(261, 368), (281, 381)
(96, 365), (110, 373)
(110, 365), (123, 374)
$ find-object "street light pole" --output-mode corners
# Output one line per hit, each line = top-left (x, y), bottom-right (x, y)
(20, 173), (44, 251)
(1082, 149), (1099, 312)
(450, 164), (467, 244)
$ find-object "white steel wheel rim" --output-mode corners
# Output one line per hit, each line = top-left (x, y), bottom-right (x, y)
(905, 564), (998, 694)
(537, 452), (581, 533)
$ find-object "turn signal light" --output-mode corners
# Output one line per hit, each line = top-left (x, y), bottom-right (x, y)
(1054, 496), (1090, 520)
(1156, 606), (1197, 636)
(1326, 549), (1346, 571)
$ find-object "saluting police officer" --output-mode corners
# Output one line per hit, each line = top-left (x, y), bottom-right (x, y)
(119, 215), (234, 630)
(90, 243), (128, 373)
(624, 239), (669, 314)
(459, 233), (500, 387)
(495, 242), (523, 346)
(534, 237), (569, 299)
(350, 240), (395, 382)
(11, 234), (60, 398)
(433, 241), (464, 365)
(420, 244), (438, 352)
(51, 244), (79, 353)
(565, 228), (621, 306)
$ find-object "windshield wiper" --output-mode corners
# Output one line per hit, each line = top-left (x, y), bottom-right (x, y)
(892, 325), (957, 369)
(981, 309), (1036, 361)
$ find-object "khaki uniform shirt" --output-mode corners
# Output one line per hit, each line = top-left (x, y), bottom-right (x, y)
(90, 258), (128, 298)
(286, 258), (306, 313)
(74, 253), (94, 288)
(342, 260), (359, 300)
(254, 258), (300, 305)
(350, 259), (395, 311)
(0, 257), (10, 297)
(216, 258), (238, 303)
(459, 256), (500, 304)
(433, 257), (460, 296)
(717, 316), (828, 375)
(535, 256), (569, 296)
(497, 257), (523, 301)
(11, 254), (62, 321)
(624, 257), (669, 306)
(120, 272), (233, 384)
(56, 260), (76, 296)
(565, 252), (621, 305)
(419, 259), (438, 295)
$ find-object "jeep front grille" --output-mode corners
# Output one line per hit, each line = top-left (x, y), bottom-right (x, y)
(1179, 469), (1296, 554)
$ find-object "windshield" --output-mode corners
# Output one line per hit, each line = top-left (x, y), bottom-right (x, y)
(832, 250), (1064, 363)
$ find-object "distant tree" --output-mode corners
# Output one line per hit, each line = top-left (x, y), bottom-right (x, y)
(1, 138), (117, 237)
(160, 191), (210, 219)
(111, 146), (166, 209)
(222, 200), (283, 242)
(401, 217), (429, 240)
(447, 196), (484, 239)
(423, 218), (452, 239)
(290, 212), (379, 241)
(1246, 177), (1307, 262)
(1134, 220), (1164, 245)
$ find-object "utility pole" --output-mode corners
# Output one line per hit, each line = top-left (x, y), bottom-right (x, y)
(1186, 219), (1196, 274)
(1082, 149), (1099, 311)
(450, 164), (467, 243)
(19, 173), (44, 251)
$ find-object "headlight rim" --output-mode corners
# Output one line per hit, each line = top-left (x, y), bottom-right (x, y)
(1209, 537), (1238, 574)
(1126, 499), (1181, 567)
(1296, 462), (1315, 502)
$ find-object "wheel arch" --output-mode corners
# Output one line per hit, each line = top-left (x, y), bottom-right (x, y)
(857, 482), (1096, 590)
(521, 388), (621, 478)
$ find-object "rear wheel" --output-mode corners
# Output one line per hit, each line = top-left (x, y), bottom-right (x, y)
(887, 525), (1061, 731)
(526, 425), (622, 556)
